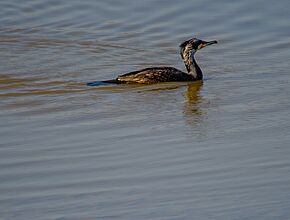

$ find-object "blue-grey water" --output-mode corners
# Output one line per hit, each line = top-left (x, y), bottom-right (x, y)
(1, 0), (290, 219)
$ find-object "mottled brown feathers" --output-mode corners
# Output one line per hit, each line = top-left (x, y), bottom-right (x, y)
(115, 67), (196, 84)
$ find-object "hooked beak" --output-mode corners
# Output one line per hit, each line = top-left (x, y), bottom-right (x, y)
(198, 40), (218, 50)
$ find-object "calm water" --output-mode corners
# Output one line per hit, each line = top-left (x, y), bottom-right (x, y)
(1, 0), (290, 219)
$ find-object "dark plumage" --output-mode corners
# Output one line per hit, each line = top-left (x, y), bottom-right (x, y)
(87, 37), (217, 85)
(110, 67), (195, 84)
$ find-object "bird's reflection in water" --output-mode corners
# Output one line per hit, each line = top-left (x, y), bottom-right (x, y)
(182, 81), (206, 131)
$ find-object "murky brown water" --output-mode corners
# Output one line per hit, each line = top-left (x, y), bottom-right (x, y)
(1, 0), (290, 219)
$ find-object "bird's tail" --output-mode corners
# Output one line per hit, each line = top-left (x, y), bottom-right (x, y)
(87, 79), (119, 86)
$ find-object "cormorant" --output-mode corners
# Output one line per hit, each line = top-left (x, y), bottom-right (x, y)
(87, 37), (217, 85)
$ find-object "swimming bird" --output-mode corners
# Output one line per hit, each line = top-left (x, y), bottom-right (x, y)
(87, 37), (217, 85)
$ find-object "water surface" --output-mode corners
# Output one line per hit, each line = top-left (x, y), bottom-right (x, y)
(1, 0), (290, 219)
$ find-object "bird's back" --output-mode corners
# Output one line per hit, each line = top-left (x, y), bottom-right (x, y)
(116, 67), (195, 84)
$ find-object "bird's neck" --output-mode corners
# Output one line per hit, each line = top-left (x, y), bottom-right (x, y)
(183, 53), (203, 80)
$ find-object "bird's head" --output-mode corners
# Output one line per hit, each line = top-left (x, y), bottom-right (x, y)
(180, 37), (217, 59)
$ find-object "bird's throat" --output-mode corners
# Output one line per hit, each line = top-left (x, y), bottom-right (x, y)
(184, 54), (203, 80)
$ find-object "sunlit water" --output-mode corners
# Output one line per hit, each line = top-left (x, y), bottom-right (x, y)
(1, 0), (290, 219)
